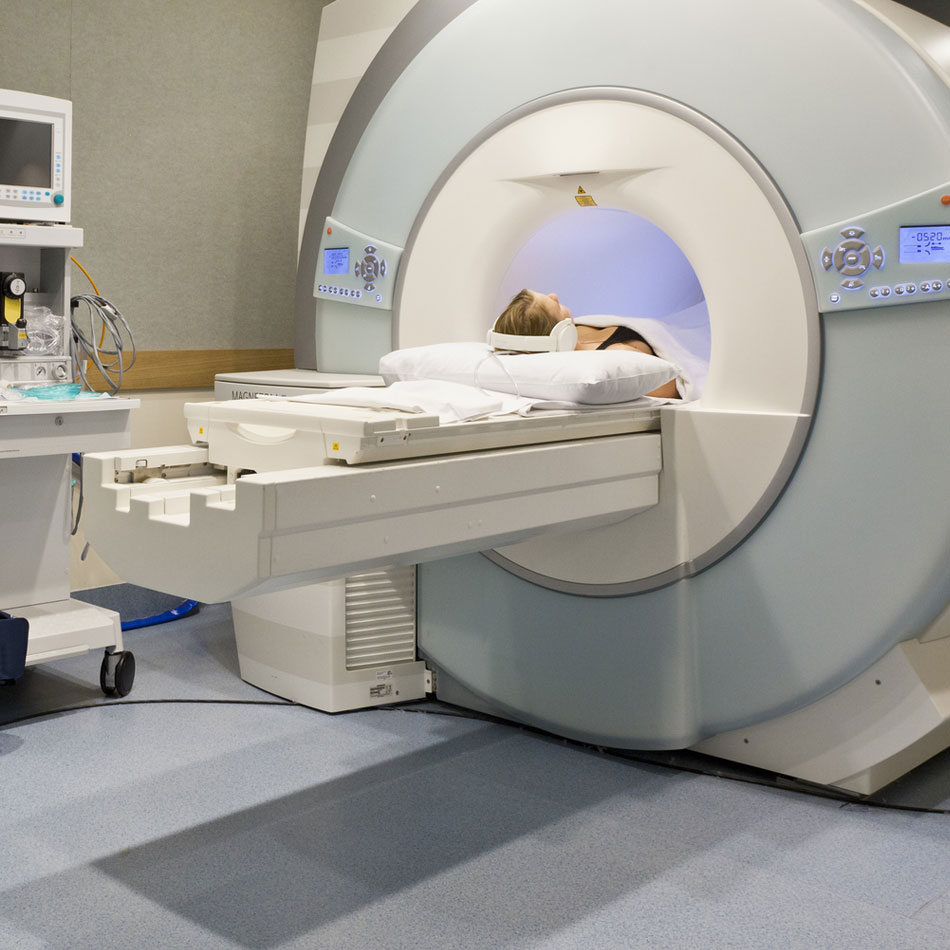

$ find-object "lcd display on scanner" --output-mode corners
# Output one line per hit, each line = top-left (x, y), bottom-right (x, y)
(324, 247), (350, 275)
(899, 226), (950, 263)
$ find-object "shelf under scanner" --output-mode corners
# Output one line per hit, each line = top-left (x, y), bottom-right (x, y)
(83, 398), (663, 604)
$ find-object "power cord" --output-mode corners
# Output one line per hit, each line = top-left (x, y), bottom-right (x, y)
(3, 694), (947, 815)
(379, 702), (950, 816)
(70, 451), (85, 536)
(0, 697), (296, 729)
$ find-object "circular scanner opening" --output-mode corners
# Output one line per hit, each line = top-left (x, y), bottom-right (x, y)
(395, 90), (818, 592)
(494, 207), (711, 394)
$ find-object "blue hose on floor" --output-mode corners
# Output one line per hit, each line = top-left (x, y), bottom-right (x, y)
(121, 599), (200, 631)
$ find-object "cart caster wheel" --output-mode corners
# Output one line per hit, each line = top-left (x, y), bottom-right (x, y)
(100, 650), (135, 697)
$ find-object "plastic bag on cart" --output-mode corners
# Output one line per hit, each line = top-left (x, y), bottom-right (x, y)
(25, 305), (65, 356)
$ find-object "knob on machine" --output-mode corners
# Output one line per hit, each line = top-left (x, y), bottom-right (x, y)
(0, 271), (28, 355)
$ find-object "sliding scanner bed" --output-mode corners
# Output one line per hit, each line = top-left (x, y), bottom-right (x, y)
(183, 397), (660, 467)
(82, 399), (662, 605)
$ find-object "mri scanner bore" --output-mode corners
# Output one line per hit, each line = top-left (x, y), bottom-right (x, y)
(84, 0), (950, 795)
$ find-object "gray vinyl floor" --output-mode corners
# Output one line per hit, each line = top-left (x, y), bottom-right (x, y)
(2, 586), (950, 950)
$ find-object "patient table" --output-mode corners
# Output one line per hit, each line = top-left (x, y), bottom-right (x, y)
(85, 398), (662, 604)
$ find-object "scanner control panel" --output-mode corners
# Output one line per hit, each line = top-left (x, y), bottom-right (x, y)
(803, 183), (950, 313)
(314, 217), (403, 311)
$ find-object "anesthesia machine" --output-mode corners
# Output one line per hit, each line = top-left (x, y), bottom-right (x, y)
(0, 88), (136, 693)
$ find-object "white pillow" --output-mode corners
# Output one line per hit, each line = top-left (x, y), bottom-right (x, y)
(379, 342), (680, 405)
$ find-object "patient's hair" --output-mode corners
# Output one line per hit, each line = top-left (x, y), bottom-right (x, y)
(493, 289), (560, 336)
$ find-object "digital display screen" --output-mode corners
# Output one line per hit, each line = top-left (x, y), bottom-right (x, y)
(0, 117), (52, 188)
(899, 226), (950, 264)
(323, 247), (350, 275)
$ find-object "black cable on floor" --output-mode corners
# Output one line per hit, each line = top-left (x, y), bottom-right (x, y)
(0, 696), (296, 728)
(3, 695), (949, 816)
(379, 702), (950, 816)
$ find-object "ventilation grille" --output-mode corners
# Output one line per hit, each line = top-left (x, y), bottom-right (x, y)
(344, 566), (417, 670)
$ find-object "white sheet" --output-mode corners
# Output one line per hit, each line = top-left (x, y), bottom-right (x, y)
(279, 380), (531, 423)
(575, 305), (710, 401)
(266, 379), (663, 424)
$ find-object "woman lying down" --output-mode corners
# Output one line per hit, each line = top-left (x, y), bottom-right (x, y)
(490, 288), (680, 400)
(278, 289), (696, 424)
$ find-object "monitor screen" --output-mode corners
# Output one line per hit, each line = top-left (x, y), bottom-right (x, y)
(324, 247), (350, 275)
(0, 117), (52, 188)
(898, 226), (950, 264)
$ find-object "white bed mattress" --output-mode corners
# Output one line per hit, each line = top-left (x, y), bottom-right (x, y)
(185, 392), (662, 469)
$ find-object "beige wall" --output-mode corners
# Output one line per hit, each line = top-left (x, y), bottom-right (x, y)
(0, 0), (326, 351)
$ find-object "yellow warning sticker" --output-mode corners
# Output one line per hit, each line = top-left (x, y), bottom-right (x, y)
(575, 186), (597, 207)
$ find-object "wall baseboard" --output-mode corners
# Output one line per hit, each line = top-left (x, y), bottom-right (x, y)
(83, 348), (295, 391)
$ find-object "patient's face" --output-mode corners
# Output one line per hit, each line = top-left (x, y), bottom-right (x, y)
(532, 291), (573, 323)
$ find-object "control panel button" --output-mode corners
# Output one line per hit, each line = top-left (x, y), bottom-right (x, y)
(933, 280), (943, 291)
(840, 252), (863, 277)
(894, 284), (905, 295)
(359, 256), (378, 280)
(317, 282), (375, 299)
(920, 282), (932, 293)
(833, 239), (869, 275)
(841, 226), (865, 239)
(871, 246), (885, 268)
(841, 278), (863, 290)
(820, 248), (834, 270)
(879, 286), (891, 297)
(354, 252), (388, 291)
(829, 292), (841, 304)
(905, 283), (917, 295)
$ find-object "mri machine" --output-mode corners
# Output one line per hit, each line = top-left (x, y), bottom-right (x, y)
(84, 0), (950, 794)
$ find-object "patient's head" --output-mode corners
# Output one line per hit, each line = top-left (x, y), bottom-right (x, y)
(493, 289), (573, 337)
(493, 289), (662, 360)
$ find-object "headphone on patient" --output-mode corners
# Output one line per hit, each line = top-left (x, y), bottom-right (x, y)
(486, 318), (578, 353)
